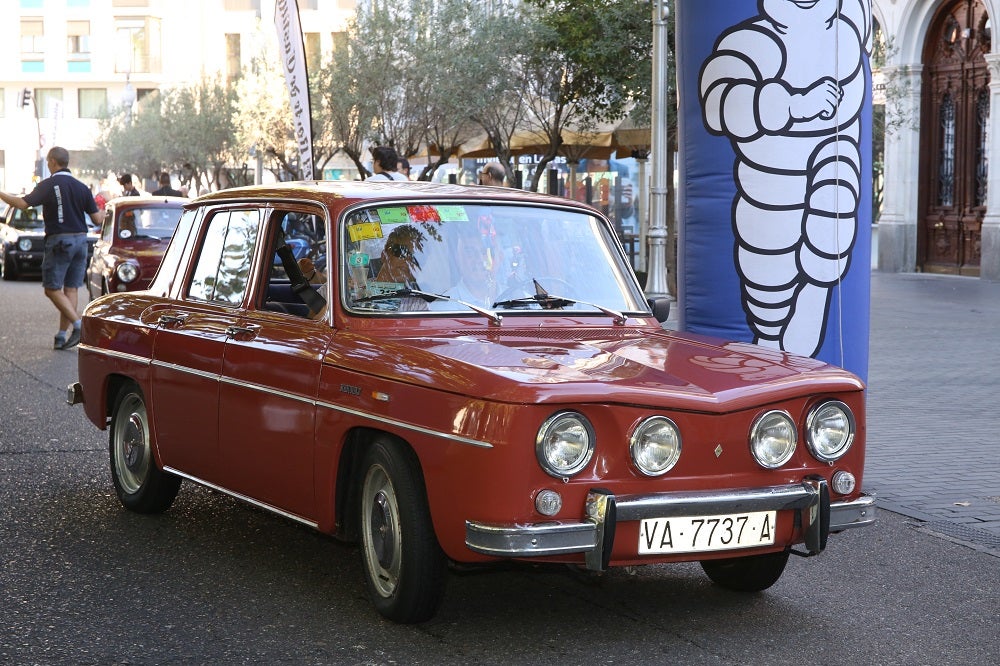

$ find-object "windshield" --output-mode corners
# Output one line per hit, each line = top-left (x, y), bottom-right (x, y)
(342, 202), (646, 316)
(8, 207), (44, 231)
(116, 206), (183, 240)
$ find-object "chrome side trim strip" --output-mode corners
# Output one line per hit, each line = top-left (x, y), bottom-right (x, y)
(79, 344), (152, 367)
(95, 348), (491, 448)
(162, 466), (319, 529)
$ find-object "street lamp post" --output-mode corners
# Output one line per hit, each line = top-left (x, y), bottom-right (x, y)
(646, 0), (672, 299)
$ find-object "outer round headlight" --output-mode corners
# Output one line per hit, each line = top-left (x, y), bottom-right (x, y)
(806, 401), (855, 462)
(535, 411), (594, 478)
(750, 410), (797, 469)
(116, 262), (139, 284)
(630, 416), (682, 476)
(18, 238), (32, 252)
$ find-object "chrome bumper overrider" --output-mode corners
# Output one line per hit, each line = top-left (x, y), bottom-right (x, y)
(465, 479), (876, 571)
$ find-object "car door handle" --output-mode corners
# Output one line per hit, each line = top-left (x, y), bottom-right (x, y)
(157, 313), (189, 328)
(226, 323), (260, 339)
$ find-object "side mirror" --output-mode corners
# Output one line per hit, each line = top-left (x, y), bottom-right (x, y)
(646, 297), (671, 323)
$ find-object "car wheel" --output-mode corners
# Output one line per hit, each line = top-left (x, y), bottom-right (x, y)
(700, 550), (790, 592)
(358, 437), (447, 623)
(109, 385), (181, 514)
(1, 254), (17, 281)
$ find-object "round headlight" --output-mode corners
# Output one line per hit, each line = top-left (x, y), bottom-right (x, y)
(630, 416), (682, 476)
(17, 238), (32, 252)
(116, 262), (139, 284)
(535, 411), (595, 478)
(806, 401), (855, 462)
(750, 410), (797, 469)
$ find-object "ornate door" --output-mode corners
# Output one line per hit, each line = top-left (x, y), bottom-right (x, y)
(920, 0), (990, 275)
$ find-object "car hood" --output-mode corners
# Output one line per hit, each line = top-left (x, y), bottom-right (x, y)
(336, 325), (864, 411)
(109, 241), (169, 266)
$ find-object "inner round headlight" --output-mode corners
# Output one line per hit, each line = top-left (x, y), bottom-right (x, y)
(806, 401), (855, 462)
(116, 262), (139, 284)
(535, 411), (594, 478)
(750, 410), (797, 469)
(630, 416), (681, 476)
(17, 238), (32, 252)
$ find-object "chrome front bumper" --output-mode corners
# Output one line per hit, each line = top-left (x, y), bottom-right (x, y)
(466, 479), (876, 571)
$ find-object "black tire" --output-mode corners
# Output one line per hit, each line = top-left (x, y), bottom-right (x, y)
(109, 385), (181, 514)
(700, 550), (790, 592)
(358, 437), (447, 623)
(2, 254), (18, 281)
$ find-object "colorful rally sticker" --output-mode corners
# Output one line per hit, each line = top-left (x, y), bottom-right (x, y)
(349, 251), (370, 267)
(376, 207), (410, 224)
(436, 205), (469, 222)
(348, 222), (383, 242)
(407, 205), (440, 223)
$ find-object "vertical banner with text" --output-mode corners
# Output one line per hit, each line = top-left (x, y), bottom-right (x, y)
(275, 0), (314, 180)
(676, 0), (873, 381)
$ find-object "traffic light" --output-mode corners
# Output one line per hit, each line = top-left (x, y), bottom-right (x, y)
(19, 88), (32, 108)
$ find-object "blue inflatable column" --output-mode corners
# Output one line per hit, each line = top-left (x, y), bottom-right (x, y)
(675, 0), (873, 381)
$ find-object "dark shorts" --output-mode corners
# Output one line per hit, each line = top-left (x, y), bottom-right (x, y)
(42, 233), (88, 290)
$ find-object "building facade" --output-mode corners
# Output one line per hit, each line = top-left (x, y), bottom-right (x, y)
(0, 0), (354, 193)
(876, 0), (1000, 280)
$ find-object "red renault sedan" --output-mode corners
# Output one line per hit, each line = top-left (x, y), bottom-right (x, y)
(70, 181), (873, 623)
(86, 196), (186, 297)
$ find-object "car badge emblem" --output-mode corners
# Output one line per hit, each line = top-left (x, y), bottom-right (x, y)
(714, 444), (723, 458)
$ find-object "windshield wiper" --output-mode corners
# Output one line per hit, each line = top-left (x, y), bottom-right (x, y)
(492, 279), (627, 325)
(354, 289), (503, 325)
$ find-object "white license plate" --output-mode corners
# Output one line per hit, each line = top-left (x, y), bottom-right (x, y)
(638, 510), (777, 555)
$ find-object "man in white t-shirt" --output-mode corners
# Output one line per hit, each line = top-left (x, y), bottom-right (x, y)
(367, 146), (409, 182)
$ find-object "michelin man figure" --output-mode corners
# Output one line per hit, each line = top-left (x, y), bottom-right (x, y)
(699, 0), (872, 357)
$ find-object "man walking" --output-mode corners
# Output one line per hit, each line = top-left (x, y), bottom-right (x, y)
(0, 147), (103, 349)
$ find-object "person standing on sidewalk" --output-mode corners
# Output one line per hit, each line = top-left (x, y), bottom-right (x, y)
(0, 146), (103, 349)
(366, 146), (409, 182)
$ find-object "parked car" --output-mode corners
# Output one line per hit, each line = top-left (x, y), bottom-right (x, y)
(86, 196), (186, 298)
(69, 181), (874, 623)
(1, 204), (100, 281)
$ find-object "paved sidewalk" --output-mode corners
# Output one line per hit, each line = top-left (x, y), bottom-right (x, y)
(864, 272), (1000, 556)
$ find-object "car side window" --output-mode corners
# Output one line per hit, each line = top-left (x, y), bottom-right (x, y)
(188, 209), (260, 305)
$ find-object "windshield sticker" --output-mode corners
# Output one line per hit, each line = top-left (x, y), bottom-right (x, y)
(406, 205), (440, 223)
(348, 251), (370, 267)
(376, 207), (410, 224)
(436, 205), (469, 222)
(348, 222), (383, 243)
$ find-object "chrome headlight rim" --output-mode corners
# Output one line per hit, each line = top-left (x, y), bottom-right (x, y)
(535, 411), (595, 479)
(749, 409), (797, 469)
(115, 261), (139, 284)
(630, 415), (682, 477)
(805, 400), (856, 463)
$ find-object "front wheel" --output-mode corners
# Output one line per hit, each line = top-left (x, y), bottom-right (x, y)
(358, 438), (447, 623)
(700, 550), (790, 592)
(109, 385), (180, 513)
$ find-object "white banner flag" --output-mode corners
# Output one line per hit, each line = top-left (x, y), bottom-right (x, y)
(275, 0), (314, 180)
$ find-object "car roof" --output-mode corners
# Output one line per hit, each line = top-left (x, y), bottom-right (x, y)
(106, 195), (188, 207)
(190, 180), (595, 211)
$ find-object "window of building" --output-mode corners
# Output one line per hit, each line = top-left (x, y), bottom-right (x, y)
(79, 88), (107, 119)
(68, 21), (91, 57)
(34, 88), (63, 120)
(332, 31), (347, 53)
(115, 17), (162, 74)
(226, 33), (242, 81)
(305, 32), (321, 71)
(223, 0), (260, 11)
(20, 18), (44, 57)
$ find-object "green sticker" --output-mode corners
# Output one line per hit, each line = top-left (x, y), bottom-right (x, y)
(376, 207), (410, 223)
(436, 205), (469, 222)
(349, 251), (370, 267)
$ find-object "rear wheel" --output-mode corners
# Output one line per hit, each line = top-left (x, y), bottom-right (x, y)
(109, 385), (180, 513)
(358, 437), (447, 623)
(700, 550), (790, 592)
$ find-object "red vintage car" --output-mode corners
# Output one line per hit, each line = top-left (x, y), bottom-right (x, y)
(70, 181), (873, 623)
(86, 196), (186, 297)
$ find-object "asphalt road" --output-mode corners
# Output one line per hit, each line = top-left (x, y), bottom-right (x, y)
(1, 278), (997, 665)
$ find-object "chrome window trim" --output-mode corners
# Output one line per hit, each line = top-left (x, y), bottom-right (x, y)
(87, 346), (492, 449)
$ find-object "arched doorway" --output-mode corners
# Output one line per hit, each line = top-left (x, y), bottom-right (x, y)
(919, 0), (991, 275)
